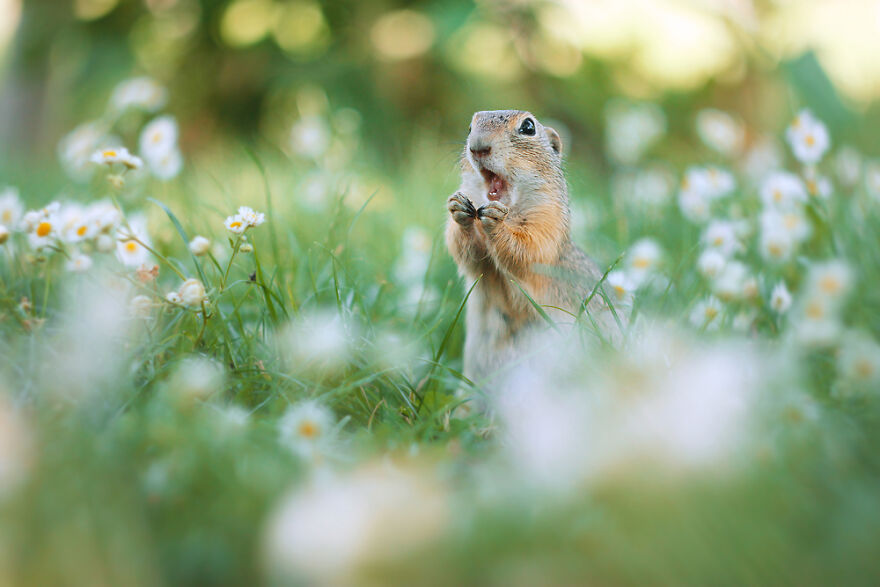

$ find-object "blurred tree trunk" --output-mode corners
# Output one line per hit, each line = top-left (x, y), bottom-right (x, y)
(0, 1), (72, 159)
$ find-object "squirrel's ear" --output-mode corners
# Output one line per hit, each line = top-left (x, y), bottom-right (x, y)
(545, 127), (562, 155)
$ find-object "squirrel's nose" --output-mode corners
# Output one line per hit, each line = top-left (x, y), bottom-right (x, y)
(469, 142), (491, 158)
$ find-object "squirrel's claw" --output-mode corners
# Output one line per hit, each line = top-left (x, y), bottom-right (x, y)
(477, 201), (509, 231)
(448, 192), (477, 225)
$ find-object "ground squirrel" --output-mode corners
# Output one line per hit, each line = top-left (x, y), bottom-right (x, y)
(446, 110), (624, 396)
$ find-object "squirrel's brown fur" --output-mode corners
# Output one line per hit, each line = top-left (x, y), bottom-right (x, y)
(446, 110), (622, 392)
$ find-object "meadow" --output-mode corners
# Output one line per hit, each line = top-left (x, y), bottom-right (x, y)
(2, 1), (880, 585)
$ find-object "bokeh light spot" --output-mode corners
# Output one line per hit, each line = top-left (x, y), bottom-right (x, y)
(370, 10), (435, 61)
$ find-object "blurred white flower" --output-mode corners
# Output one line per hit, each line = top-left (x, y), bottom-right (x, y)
(66, 253), (93, 273)
(58, 121), (106, 182)
(280, 310), (353, 372)
(697, 249), (726, 279)
(291, 116), (331, 159)
(678, 188), (711, 224)
(760, 172), (808, 209)
(713, 260), (750, 301)
(0, 187), (23, 228)
(109, 77), (168, 113)
(770, 281), (792, 314)
(793, 295), (841, 347)
(179, 278), (207, 307)
(264, 464), (448, 584)
(864, 161), (880, 201)
(95, 233), (115, 253)
(239, 243), (254, 253)
(696, 109), (744, 156)
(147, 148), (183, 181)
(606, 270), (636, 307)
(702, 220), (742, 257)
(627, 238), (662, 282)
(631, 166), (674, 207)
(24, 205), (60, 250)
(834, 146), (862, 189)
(166, 291), (182, 304)
(803, 167), (833, 200)
(807, 260), (853, 303)
(224, 214), (246, 235)
(0, 226), (8, 245)
(188, 236), (211, 256)
(836, 332), (880, 391)
(786, 109), (830, 165)
(169, 357), (225, 403)
(237, 206), (266, 227)
(759, 218), (796, 264)
(604, 101), (666, 165)
(130, 294), (154, 319)
(139, 115), (178, 161)
(690, 296), (723, 330)
(393, 226), (432, 285)
(278, 400), (335, 459)
(742, 136), (784, 185)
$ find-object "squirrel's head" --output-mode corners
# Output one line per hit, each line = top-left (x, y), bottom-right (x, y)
(462, 110), (564, 208)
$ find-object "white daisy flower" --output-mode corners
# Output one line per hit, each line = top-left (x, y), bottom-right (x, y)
(109, 77), (168, 113)
(697, 249), (726, 279)
(179, 278), (207, 307)
(786, 109), (830, 165)
(690, 296), (723, 330)
(0, 187), (23, 228)
(237, 206), (266, 227)
(678, 188), (711, 224)
(26, 209), (60, 250)
(794, 295), (841, 347)
(90, 146), (142, 169)
(188, 236), (211, 256)
(759, 220), (796, 264)
(631, 166), (674, 208)
(742, 136), (784, 185)
(759, 172), (808, 209)
(701, 220), (742, 257)
(166, 291), (182, 304)
(116, 217), (151, 267)
(703, 167), (736, 199)
(66, 253), (93, 273)
(139, 115), (178, 160)
(278, 400), (336, 458)
(695, 109), (744, 157)
(770, 281), (792, 314)
(224, 214), (247, 234)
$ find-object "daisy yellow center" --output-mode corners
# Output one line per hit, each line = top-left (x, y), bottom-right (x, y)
(633, 257), (650, 269)
(298, 420), (320, 438)
(805, 301), (824, 320)
(854, 359), (875, 380)
(705, 306), (718, 320)
(36, 221), (52, 237)
(819, 276), (841, 295)
(768, 243), (783, 257)
(76, 225), (88, 237)
(713, 236), (724, 246)
(784, 215), (798, 229)
(125, 241), (138, 253)
(103, 150), (117, 158)
(230, 221), (242, 229)
(805, 134), (815, 147)
(773, 189), (783, 202)
(613, 284), (626, 298)
(1, 210), (11, 222)
(152, 132), (163, 144)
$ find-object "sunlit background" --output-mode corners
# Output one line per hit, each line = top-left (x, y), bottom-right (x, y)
(2, 1), (880, 585)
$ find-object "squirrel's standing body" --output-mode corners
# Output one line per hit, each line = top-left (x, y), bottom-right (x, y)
(446, 110), (622, 391)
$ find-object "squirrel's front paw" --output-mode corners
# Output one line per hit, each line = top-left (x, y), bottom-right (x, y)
(477, 201), (509, 232)
(448, 192), (477, 226)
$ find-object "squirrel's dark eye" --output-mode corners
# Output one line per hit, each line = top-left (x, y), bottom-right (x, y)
(518, 118), (536, 136)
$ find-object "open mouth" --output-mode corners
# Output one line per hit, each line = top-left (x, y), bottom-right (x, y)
(480, 168), (508, 201)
